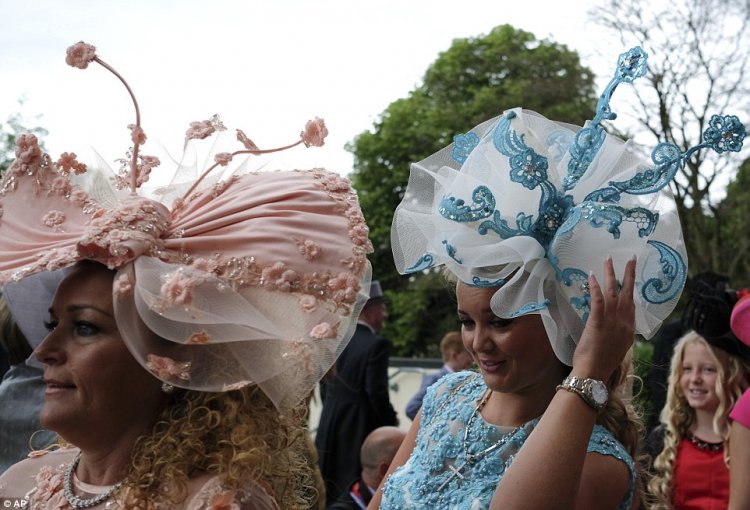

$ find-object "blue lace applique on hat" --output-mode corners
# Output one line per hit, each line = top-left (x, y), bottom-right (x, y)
(406, 253), (435, 272)
(452, 132), (481, 164)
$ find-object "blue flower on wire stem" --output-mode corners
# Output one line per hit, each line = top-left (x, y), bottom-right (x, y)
(615, 47), (648, 83)
(452, 132), (480, 164)
(703, 114), (746, 153)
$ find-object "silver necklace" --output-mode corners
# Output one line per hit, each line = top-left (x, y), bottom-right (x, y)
(437, 389), (523, 491)
(63, 454), (125, 509)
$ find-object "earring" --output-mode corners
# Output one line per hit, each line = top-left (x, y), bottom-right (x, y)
(161, 382), (175, 394)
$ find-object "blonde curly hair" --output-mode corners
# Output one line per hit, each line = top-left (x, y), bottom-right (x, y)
(118, 385), (318, 508)
(647, 331), (748, 509)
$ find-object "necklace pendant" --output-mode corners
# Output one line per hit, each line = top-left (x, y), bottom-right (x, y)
(437, 461), (469, 491)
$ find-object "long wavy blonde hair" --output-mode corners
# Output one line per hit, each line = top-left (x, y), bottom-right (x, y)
(118, 385), (317, 508)
(647, 331), (748, 509)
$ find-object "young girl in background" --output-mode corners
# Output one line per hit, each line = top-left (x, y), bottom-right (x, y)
(648, 331), (749, 509)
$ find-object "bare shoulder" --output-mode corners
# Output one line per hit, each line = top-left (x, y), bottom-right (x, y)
(577, 451), (632, 510)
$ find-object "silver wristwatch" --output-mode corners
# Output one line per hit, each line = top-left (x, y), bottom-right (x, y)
(557, 376), (608, 411)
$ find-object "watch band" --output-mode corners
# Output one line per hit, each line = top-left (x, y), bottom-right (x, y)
(556, 376), (607, 411)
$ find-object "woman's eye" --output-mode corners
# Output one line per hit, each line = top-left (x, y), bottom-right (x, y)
(491, 318), (513, 328)
(43, 320), (58, 332)
(74, 322), (99, 337)
(458, 317), (474, 327)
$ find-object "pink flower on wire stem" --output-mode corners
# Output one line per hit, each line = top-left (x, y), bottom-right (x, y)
(129, 124), (147, 145)
(65, 41), (97, 69)
(214, 152), (233, 166)
(301, 117), (328, 147)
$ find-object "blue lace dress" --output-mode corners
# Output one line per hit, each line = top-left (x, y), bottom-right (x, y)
(380, 371), (634, 509)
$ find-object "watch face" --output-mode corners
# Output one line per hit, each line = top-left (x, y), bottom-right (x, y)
(591, 381), (608, 404)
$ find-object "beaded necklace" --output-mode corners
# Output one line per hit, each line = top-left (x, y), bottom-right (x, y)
(687, 432), (723, 452)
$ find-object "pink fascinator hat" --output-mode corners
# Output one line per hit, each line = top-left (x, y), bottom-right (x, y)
(731, 292), (750, 346)
(0, 42), (373, 409)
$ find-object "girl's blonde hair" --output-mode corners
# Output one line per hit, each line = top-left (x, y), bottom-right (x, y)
(120, 385), (317, 509)
(647, 331), (748, 509)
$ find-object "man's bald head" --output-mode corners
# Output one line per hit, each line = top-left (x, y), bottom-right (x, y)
(360, 426), (407, 488)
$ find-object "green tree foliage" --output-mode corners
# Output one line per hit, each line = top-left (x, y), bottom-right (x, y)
(348, 25), (597, 356)
(717, 158), (750, 286)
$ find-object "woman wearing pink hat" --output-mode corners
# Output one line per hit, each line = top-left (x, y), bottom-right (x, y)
(0, 42), (372, 509)
(729, 291), (750, 510)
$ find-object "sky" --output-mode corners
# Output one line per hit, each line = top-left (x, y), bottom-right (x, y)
(1, 0), (624, 180)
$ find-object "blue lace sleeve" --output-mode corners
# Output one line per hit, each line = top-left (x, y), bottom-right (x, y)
(588, 425), (636, 510)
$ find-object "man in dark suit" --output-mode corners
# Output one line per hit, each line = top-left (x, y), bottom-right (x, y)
(315, 281), (399, 505)
(327, 426), (406, 510)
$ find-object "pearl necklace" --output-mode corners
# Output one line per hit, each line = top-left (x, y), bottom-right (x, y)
(63, 454), (125, 509)
(437, 389), (523, 491)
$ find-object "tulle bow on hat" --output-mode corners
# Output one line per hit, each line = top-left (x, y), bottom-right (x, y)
(0, 42), (373, 409)
(391, 47), (746, 364)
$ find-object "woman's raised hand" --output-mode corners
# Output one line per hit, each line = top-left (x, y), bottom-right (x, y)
(572, 256), (637, 381)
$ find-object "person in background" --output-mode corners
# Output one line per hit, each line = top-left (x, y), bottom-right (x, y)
(728, 291), (750, 510)
(316, 280), (399, 505)
(0, 271), (64, 472)
(647, 330), (749, 509)
(647, 271), (732, 432)
(405, 331), (473, 420)
(328, 426), (406, 510)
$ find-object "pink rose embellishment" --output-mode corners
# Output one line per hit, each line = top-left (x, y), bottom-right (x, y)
(350, 224), (371, 247)
(69, 188), (91, 207)
(301, 117), (328, 147)
(185, 114), (226, 141)
(15, 133), (42, 165)
(161, 270), (197, 307)
(310, 321), (337, 339)
(297, 239), (322, 260)
(146, 354), (192, 381)
(47, 176), (72, 197)
(114, 273), (134, 296)
(66, 41), (97, 69)
(56, 152), (87, 174)
(42, 210), (66, 231)
(187, 331), (211, 344)
(210, 490), (240, 510)
(299, 295), (318, 313)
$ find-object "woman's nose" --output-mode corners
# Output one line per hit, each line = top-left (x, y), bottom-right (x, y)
(35, 329), (64, 365)
(471, 325), (494, 353)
